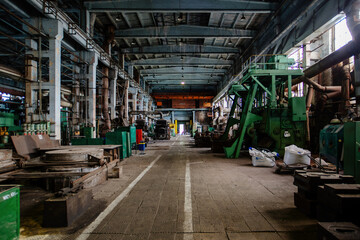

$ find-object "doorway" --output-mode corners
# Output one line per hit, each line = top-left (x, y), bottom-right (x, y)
(179, 124), (185, 135)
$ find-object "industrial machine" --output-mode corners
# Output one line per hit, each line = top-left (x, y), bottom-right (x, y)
(154, 119), (170, 140)
(344, 121), (360, 183)
(219, 55), (307, 158)
(319, 124), (344, 167)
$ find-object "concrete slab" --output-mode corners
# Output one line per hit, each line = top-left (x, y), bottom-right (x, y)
(21, 135), (317, 240)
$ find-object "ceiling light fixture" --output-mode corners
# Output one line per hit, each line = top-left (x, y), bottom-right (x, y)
(180, 56), (184, 61)
(131, 39), (136, 46)
(177, 13), (184, 22)
(228, 39), (233, 45)
(241, 13), (246, 21)
(181, 81), (185, 85)
(115, 14), (122, 21)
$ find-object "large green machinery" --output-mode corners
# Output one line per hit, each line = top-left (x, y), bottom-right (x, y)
(343, 122), (360, 183)
(221, 55), (307, 158)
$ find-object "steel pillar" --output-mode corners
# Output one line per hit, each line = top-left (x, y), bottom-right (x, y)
(148, 99), (153, 112)
(24, 39), (38, 123)
(171, 111), (175, 124)
(83, 51), (98, 135)
(123, 80), (128, 121)
(128, 65), (134, 78)
(109, 69), (118, 120)
(132, 90), (137, 121)
(42, 19), (63, 140)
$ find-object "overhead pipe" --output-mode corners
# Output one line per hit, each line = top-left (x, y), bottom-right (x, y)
(306, 85), (314, 142)
(292, 40), (360, 87)
(346, 0), (360, 114)
(0, 64), (23, 80)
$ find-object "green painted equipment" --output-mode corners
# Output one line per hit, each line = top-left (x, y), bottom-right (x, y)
(117, 126), (136, 148)
(0, 185), (20, 240)
(0, 112), (14, 127)
(105, 131), (128, 159)
(343, 121), (360, 183)
(319, 124), (344, 166)
(222, 55), (306, 158)
(83, 127), (94, 139)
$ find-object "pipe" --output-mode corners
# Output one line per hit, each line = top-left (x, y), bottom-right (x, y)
(301, 76), (342, 92)
(293, 40), (360, 86)
(0, 64), (23, 79)
(306, 86), (314, 142)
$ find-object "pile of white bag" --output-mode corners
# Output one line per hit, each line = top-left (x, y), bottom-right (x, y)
(283, 145), (311, 165)
(249, 147), (278, 167)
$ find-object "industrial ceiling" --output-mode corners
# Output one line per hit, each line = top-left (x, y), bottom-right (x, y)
(0, 0), (281, 98)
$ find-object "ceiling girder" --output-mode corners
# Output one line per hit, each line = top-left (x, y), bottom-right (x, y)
(132, 56), (233, 66)
(144, 74), (222, 80)
(84, 0), (278, 13)
(115, 25), (256, 38)
(121, 44), (240, 54)
(140, 67), (227, 75)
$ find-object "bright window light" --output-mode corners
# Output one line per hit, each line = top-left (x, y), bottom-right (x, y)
(334, 18), (353, 51)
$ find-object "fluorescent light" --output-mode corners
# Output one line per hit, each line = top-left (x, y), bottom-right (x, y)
(181, 82), (185, 85)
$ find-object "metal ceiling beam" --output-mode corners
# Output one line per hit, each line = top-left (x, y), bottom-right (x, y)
(115, 25), (255, 38)
(144, 74), (222, 80)
(148, 81), (217, 85)
(132, 56), (233, 66)
(121, 44), (240, 54)
(84, 0), (278, 13)
(140, 67), (227, 75)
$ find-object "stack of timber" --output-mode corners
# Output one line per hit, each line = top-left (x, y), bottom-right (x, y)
(0, 149), (16, 173)
(317, 184), (360, 226)
(293, 170), (354, 217)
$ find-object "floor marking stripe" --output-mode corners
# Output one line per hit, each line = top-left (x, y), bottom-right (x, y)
(76, 155), (162, 240)
(184, 159), (193, 240)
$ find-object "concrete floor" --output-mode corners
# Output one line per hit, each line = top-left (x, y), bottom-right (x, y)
(22, 135), (317, 240)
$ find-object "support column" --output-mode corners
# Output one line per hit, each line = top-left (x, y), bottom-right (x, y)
(171, 111), (175, 124)
(84, 51), (98, 135)
(24, 39), (38, 123)
(148, 99), (153, 112)
(109, 69), (118, 120)
(42, 19), (63, 140)
(132, 89), (138, 121)
(72, 64), (81, 126)
(138, 94), (144, 111)
(124, 80), (129, 121)
(144, 98), (149, 122)
(118, 52), (125, 69)
(128, 65), (134, 78)
(192, 110), (196, 134)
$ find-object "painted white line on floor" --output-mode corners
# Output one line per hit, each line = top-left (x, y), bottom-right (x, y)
(76, 155), (162, 240)
(172, 141), (176, 145)
(183, 159), (193, 240)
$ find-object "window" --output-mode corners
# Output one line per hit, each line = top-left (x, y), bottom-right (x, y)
(334, 18), (352, 51)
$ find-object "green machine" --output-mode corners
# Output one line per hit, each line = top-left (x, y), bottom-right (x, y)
(344, 121), (360, 183)
(0, 185), (20, 240)
(222, 55), (307, 158)
(105, 131), (128, 159)
(117, 126), (136, 149)
(319, 124), (344, 167)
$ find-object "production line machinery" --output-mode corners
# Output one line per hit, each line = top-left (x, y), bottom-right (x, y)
(218, 55), (307, 158)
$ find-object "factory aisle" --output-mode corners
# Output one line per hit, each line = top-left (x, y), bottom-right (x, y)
(65, 135), (316, 240)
